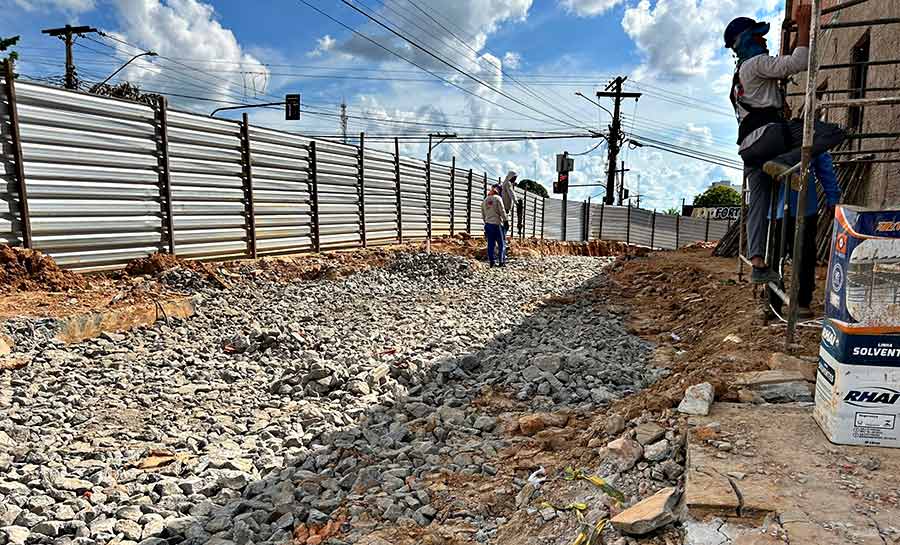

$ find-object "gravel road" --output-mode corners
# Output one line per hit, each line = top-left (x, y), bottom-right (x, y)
(1, 253), (658, 545)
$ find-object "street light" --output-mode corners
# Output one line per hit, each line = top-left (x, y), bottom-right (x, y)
(575, 91), (614, 118)
(91, 51), (157, 90)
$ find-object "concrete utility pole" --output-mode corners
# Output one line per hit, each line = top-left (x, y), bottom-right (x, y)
(597, 77), (640, 206)
(41, 24), (99, 90)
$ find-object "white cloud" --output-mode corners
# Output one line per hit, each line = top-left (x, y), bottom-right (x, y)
(559, 0), (624, 17)
(684, 123), (713, 145)
(621, 0), (783, 80)
(307, 35), (336, 58)
(108, 0), (270, 106)
(503, 51), (521, 69)
(13, 0), (94, 12)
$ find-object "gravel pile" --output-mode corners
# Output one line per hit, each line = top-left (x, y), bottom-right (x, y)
(1, 253), (657, 545)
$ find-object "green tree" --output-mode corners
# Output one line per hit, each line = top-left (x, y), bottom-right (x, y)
(664, 207), (680, 215)
(1, 35), (20, 67)
(517, 178), (548, 198)
(693, 185), (740, 208)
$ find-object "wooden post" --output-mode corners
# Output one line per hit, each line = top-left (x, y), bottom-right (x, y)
(466, 169), (473, 234)
(449, 157), (456, 236)
(394, 138), (403, 244)
(3, 60), (31, 249)
(155, 96), (175, 255)
(240, 113), (257, 258)
(358, 132), (367, 248)
(308, 141), (321, 252)
(650, 210), (657, 249)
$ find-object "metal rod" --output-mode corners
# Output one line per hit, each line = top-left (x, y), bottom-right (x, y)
(820, 59), (900, 70)
(531, 194), (537, 237)
(787, 86), (900, 96)
(768, 281), (790, 305)
(240, 113), (257, 259)
(541, 197), (545, 240)
(425, 137), (432, 252)
(358, 132), (367, 248)
(599, 203), (605, 240)
(820, 96), (900, 108)
(822, 18), (900, 30)
(705, 213), (710, 242)
(650, 210), (656, 249)
(787, 0), (822, 348)
(4, 60), (32, 249)
(626, 201), (631, 245)
(834, 159), (900, 164)
(483, 172), (487, 197)
(583, 200), (589, 241)
(394, 138), (402, 244)
(740, 254), (753, 268)
(466, 169), (473, 235)
(830, 148), (899, 155)
(449, 157), (456, 237)
(738, 171), (747, 281)
(562, 192), (568, 241)
(822, 0), (870, 14)
(522, 191), (528, 240)
(309, 141), (321, 252)
(846, 132), (900, 139)
(675, 214), (680, 248)
(156, 96), (175, 255)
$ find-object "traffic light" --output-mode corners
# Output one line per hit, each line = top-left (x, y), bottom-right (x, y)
(285, 94), (301, 120)
(554, 172), (569, 194)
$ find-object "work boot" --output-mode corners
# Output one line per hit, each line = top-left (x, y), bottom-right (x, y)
(751, 266), (780, 284)
(763, 160), (802, 190)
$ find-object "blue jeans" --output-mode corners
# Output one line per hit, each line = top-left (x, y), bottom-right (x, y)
(501, 223), (509, 262)
(485, 223), (504, 265)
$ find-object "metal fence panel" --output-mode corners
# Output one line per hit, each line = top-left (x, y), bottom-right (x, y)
(364, 147), (398, 244)
(249, 126), (313, 255)
(0, 72), (21, 247)
(451, 167), (469, 234)
(167, 110), (247, 260)
(400, 158), (428, 239)
(430, 162), (452, 237)
(654, 214), (678, 249)
(314, 139), (361, 249)
(630, 207), (653, 247)
(15, 81), (162, 270)
(544, 198), (563, 241)
(679, 215), (707, 247)
(565, 200), (582, 241)
(599, 206), (628, 242)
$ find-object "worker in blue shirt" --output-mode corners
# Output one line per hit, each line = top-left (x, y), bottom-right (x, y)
(770, 152), (841, 319)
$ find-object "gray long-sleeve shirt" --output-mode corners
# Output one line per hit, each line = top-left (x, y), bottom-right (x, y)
(734, 46), (809, 124)
(501, 179), (516, 219)
(481, 194), (508, 225)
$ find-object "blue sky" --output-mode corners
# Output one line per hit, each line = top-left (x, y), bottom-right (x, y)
(4, 0), (784, 210)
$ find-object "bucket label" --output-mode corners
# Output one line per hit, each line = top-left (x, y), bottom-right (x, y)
(855, 412), (896, 430)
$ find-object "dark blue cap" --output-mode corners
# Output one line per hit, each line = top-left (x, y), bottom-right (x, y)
(724, 17), (769, 48)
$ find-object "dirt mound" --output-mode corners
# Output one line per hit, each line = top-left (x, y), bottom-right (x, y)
(124, 253), (190, 276)
(429, 235), (647, 259)
(0, 245), (87, 293)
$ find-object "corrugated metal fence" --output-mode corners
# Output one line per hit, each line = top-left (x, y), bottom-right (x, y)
(0, 74), (730, 271)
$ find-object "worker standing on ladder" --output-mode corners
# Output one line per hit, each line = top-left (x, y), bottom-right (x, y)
(724, 5), (845, 284)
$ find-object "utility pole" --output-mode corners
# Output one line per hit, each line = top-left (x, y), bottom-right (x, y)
(597, 77), (640, 205)
(340, 100), (348, 144)
(41, 24), (99, 90)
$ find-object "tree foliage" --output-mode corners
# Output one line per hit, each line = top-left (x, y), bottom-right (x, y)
(517, 178), (548, 198)
(664, 207), (680, 215)
(693, 185), (740, 208)
(90, 81), (161, 106)
(1, 35), (20, 65)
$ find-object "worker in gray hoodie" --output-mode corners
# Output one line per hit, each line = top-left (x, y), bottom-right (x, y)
(724, 6), (844, 284)
(500, 171), (517, 262)
(481, 184), (508, 267)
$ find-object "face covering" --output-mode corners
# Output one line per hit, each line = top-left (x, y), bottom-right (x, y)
(733, 27), (769, 62)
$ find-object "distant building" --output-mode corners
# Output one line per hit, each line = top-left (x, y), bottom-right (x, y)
(710, 180), (741, 192)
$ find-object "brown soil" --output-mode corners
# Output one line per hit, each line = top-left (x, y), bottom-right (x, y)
(598, 248), (822, 419)
(0, 245), (87, 293)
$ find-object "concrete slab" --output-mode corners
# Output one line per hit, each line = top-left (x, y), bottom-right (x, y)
(686, 403), (900, 544)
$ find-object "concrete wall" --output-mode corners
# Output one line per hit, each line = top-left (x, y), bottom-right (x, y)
(785, 0), (900, 208)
